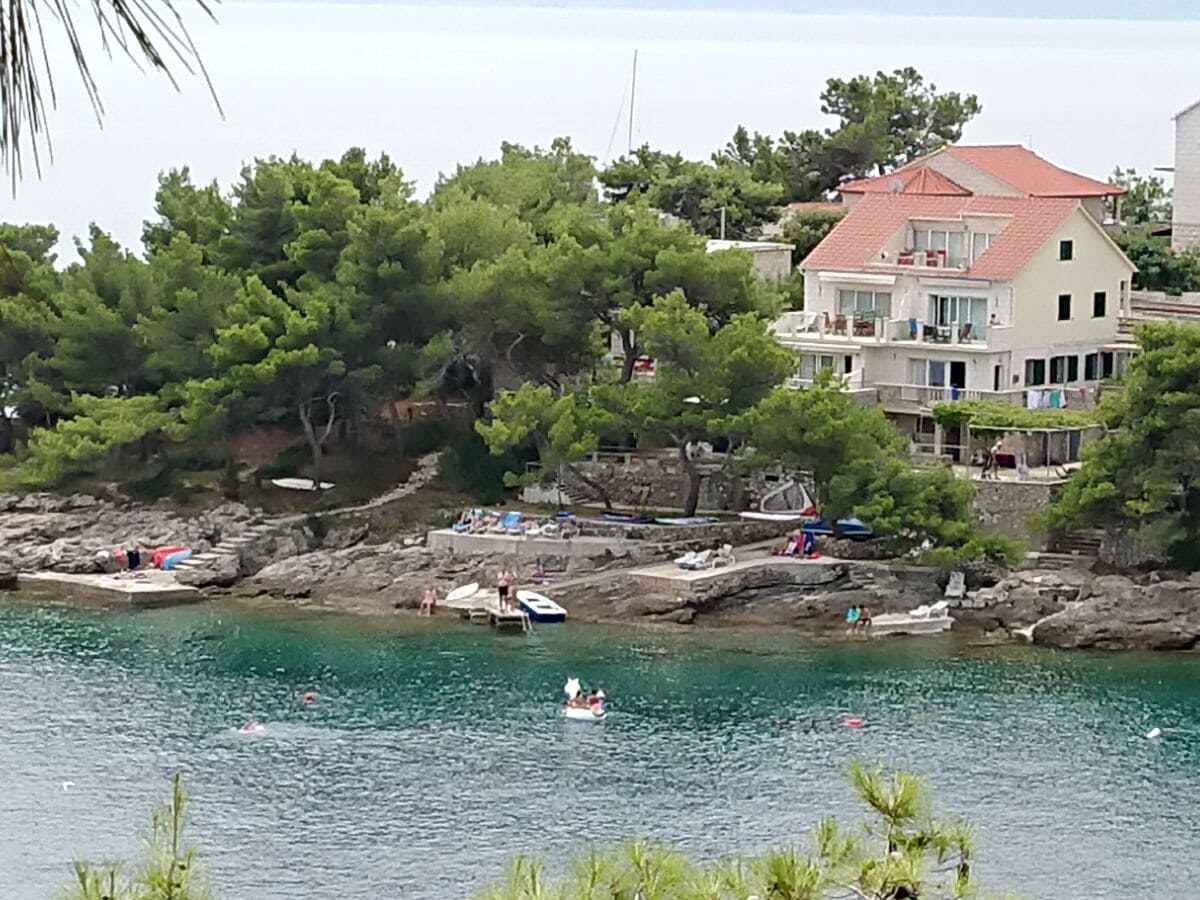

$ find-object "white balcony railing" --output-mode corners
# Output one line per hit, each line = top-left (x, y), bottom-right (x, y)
(772, 311), (1001, 348)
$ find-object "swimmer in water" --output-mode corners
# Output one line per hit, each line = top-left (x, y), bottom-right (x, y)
(240, 719), (259, 732)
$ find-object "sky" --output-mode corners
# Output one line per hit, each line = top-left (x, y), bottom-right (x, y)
(4, 1), (1200, 258)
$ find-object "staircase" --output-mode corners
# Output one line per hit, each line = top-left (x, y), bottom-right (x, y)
(174, 522), (276, 575)
(1052, 529), (1103, 558)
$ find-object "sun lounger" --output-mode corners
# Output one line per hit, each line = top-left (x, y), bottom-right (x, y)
(908, 604), (932, 619)
(675, 551), (700, 568)
(712, 544), (736, 567)
(928, 600), (950, 617)
(944, 571), (966, 599)
(682, 550), (714, 570)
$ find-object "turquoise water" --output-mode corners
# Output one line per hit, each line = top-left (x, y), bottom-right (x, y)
(2, 598), (1198, 899)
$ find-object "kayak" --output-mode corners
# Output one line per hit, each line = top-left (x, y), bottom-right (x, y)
(563, 706), (606, 722)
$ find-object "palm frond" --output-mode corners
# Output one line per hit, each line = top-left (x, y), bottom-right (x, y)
(0, 0), (220, 186)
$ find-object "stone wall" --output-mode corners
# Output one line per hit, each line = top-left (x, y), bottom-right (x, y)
(559, 456), (766, 512)
(970, 479), (1058, 549)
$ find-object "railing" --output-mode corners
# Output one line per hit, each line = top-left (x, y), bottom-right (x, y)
(875, 383), (1099, 412)
(786, 369), (869, 392)
(772, 311), (1000, 347)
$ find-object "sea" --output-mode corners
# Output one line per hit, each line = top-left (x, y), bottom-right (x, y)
(4, 1), (1200, 258)
(1, 596), (1198, 898)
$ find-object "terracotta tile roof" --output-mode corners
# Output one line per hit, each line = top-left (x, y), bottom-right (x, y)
(839, 145), (1120, 199)
(785, 201), (846, 214)
(840, 165), (970, 197)
(800, 194), (1080, 281)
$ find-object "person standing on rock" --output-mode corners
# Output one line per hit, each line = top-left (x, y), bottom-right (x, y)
(497, 569), (512, 612)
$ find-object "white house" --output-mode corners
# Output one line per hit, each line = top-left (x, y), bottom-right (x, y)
(1173, 99), (1200, 252)
(777, 186), (1136, 438)
(705, 239), (794, 281)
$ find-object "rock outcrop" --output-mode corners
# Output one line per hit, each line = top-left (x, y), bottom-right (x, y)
(0, 494), (266, 574)
(1031, 574), (1200, 651)
(241, 544), (594, 614)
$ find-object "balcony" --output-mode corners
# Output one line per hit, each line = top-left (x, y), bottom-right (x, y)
(772, 311), (1002, 349)
(875, 383), (1098, 413)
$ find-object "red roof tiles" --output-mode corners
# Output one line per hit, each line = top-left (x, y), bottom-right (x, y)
(839, 145), (1120, 199)
(800, 194), (1080, 281)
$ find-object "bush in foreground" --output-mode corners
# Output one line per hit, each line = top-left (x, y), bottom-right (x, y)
(475, 764), (1007, 900)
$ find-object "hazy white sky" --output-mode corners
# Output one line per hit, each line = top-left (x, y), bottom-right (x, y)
(4, 2), (1199, 257)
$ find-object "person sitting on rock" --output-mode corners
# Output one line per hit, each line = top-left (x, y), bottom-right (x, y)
(419, 586), (437, 616)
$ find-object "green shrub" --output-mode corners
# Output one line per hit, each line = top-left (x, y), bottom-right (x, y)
(168, 443), (228, 472)
(402, 419), (453, 457)
(442, 431), (530, 504)
(254, 444), (310, 481)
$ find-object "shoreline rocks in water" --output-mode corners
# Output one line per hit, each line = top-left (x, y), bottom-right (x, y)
(2, 477), (1199, 652)
(1031, 574), (1200, 651)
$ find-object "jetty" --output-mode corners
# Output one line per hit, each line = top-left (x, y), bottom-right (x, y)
(17, 571), (202, 608)
(440, 588), (531, 632)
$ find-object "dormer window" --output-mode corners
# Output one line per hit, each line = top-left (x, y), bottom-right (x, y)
(971, 232), (995, 262)
(912, 227), (967, 267)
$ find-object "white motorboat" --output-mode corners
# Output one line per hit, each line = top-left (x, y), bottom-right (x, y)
(516, 590), (567, 623)
(563, 705), (606, 722)
(869, 600), (953, 637)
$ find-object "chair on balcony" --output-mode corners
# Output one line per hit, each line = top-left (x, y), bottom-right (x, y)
(959, 323), (973, 342)
(823, 311), (833, 334)
(833, 314), (848, 335)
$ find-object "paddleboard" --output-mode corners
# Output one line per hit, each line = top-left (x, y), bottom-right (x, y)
(446, 582), (480, 604)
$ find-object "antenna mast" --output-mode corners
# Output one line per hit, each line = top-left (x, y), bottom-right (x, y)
(628, 49), (638, 155)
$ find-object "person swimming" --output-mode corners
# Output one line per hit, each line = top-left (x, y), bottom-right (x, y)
(239, 719), (260, 733)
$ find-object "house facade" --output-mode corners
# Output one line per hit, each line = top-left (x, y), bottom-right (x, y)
(1173, 99), (1200, 252)
(777, 146), (1136, 439)
(705, 239), (795, 281)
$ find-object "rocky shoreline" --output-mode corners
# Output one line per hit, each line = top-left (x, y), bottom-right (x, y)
(1, 481), (1198, 652)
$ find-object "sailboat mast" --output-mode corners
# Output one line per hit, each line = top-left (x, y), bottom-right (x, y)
(628, 49), (638, 155)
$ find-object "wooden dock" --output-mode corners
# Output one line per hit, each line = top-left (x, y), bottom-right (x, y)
(442, 589), (531, 632)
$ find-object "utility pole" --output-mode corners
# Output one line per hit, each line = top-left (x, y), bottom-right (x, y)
(628, 49), (638, 155)
(720, 206), (727, 240)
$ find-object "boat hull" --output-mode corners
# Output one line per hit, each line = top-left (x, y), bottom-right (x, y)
(516, 590), (568, 624)
(563, 707), (606, 722)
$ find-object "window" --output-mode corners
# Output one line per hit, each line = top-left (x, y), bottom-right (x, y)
(1067, 355), (1079, 382)
(837, 289), (892, 319)
(907, 358), (927, 386)
(1085, 353), (1099, 381)
(797, 354), (837, 381)
(1101, 351), (1115, 378)
(1093, 291), (1107, 317)
(970, 232), (995, 263)
(928, 361), (947, 388)
(1050, 356), (1066, 383)
(1025, 359), (1046, 386)
(911, 227), (967, 267)
(929, 294), (988, 336)
(1059, 240), (1074, 261)
(1058, 294), (1071, 321)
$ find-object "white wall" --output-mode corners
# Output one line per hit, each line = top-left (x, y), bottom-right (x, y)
(1010, 208), (1130, 350)
(1174, 105), (1200, 251)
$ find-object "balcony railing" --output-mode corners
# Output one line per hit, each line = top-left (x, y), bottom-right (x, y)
(772, 311), (1000, 347)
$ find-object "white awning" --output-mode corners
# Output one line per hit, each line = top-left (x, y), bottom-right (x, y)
(917, 277), (991, 290)
(817, 271), (896, 286)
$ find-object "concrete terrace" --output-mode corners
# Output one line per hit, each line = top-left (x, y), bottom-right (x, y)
(627, 553), (843, 594)
(18, 571), (202, 607)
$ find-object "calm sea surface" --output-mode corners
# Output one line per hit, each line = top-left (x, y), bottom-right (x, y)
(1, 596), (1198, 899)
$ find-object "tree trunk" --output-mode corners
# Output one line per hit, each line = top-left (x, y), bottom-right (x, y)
(566, 462), (614, 511)
(619, 329), (637, 385)
(0, 411), (12, 455)
(387, 400), (406, 456)
(679, 444), (702, 517)
(298, 393), (339, 495)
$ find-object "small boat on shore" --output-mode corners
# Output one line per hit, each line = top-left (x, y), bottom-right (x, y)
(516, 590), (567, 623)
(563, 705), (606, 722)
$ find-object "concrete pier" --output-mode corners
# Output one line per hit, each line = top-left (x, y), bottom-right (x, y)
(17, 571), (203, 608)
